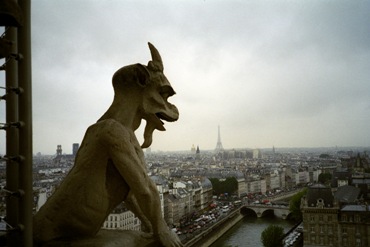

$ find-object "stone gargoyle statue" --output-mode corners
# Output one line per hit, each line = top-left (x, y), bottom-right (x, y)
(33, 43), (182, 247)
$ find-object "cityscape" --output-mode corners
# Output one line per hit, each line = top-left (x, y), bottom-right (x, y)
(1, 1), (369, 246)
(1, 127), (369, 247)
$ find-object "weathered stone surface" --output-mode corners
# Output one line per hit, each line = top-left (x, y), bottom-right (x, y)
(42, 230), (162, 247)
(33, 43), (182, 247)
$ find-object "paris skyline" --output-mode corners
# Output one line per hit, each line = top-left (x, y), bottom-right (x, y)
(1, 1), (369, 155)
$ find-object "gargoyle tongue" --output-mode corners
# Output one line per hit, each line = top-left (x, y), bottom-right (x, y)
(141, 115), (166, 148)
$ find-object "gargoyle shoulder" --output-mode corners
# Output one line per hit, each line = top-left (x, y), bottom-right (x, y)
(92, 119), (132, 146)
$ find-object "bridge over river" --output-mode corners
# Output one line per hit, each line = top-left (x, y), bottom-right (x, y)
(239, 189), (302, 219)
(184, 189), (302, 246)
(241, 204), (291, 219)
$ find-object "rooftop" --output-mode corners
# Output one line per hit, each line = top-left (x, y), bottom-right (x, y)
(334, 185), (360, 203)
(306, 184), (334, 207)
(341, 204), (370, 212)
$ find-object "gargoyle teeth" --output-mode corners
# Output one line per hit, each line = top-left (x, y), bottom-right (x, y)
(155, 113), (165, 122)
(156, 112), (173, 122)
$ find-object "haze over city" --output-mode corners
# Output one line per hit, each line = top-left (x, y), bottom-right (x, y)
(1, 1), (369, 155)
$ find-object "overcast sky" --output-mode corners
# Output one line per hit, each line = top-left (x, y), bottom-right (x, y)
(1, 0), (370, 155)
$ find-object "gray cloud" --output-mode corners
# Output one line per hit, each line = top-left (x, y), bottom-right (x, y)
(1, 0), (369, 155)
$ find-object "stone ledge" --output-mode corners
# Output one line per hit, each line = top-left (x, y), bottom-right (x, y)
(42, 230), (162, 247)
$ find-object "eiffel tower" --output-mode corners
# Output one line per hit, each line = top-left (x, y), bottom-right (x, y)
(215, 125), (224, 152)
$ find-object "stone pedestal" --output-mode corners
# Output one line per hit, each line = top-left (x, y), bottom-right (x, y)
(42, 230), (162, 247)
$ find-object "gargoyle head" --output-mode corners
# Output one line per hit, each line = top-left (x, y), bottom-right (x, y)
(108, 43), (179, 148)
(140, 43), (179, 148)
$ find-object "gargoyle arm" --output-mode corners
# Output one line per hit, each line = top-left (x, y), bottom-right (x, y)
(100, 119), (167, 235)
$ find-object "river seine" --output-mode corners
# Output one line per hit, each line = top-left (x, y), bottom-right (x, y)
(210, 217), (295, 247)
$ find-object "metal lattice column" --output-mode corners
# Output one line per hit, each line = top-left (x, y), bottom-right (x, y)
(17, 0), (33, 246)
(0, 0), (33, 246)
(4, 26), (20, 246)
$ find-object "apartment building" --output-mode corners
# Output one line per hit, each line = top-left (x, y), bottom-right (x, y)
(102, 203), (141, 231)
(301, 184), (370, 247)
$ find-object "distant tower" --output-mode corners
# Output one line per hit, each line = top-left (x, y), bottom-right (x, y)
(215, 125), (224, 152)
(56, 145), (62, 156)
(72, 143), (79, 156)
(191, 144), (196, 153)
(253, 149), (262, 159)
(196, 145), (200, 160)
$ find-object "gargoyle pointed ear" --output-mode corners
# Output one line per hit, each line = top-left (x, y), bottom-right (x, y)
(148, 42), (164, 72)
(135, 64), (150, 87)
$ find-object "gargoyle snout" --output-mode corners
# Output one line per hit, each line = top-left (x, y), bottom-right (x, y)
(165, 103), (179, 122)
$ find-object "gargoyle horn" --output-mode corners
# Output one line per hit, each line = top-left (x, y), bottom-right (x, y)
(148, 42), (164, 72)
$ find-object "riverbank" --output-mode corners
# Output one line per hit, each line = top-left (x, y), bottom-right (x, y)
(211, 217), (296, 247)
(183, 190), (300, 246)
(184, 209), (243, 247)
(184, 209), (298, 247)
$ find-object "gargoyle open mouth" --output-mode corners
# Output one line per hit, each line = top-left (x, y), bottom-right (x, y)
(155, 113), (165, 126)
(141, 110), (179, 148)
(149, 112), (177, 133)
(156, 112), (177, 123)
